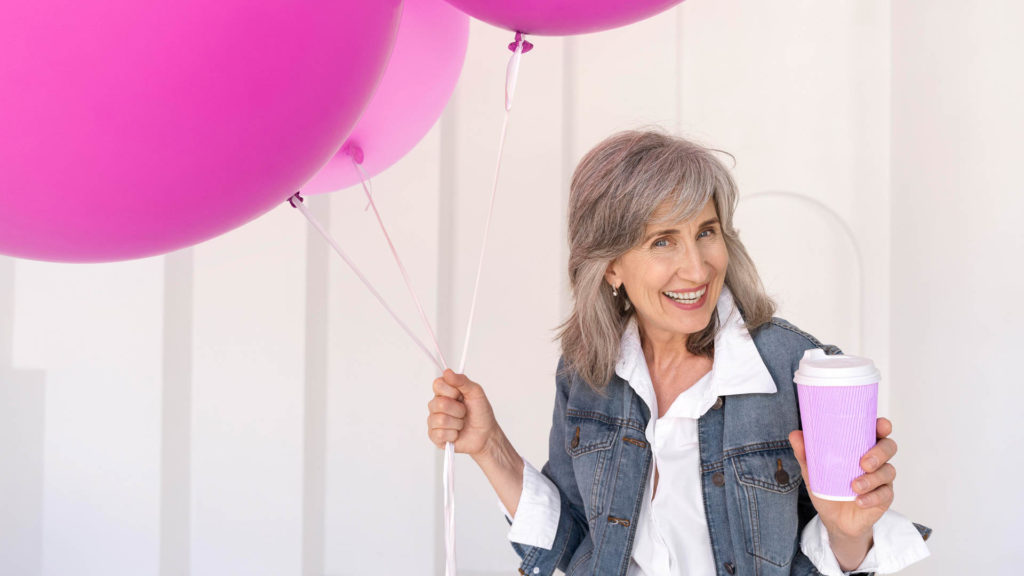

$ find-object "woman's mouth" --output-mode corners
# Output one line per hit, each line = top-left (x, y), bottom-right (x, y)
(662, 284), (708, 310)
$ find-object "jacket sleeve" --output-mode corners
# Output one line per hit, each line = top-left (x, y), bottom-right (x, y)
(509, 359), (590, 576)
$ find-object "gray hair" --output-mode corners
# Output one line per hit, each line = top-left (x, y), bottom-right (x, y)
(558, 130), (775, 392)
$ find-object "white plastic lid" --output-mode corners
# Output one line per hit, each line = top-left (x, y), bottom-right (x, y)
(793, 348), (880, 387)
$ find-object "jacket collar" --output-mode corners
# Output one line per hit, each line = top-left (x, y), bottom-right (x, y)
(613, 286), (777, 420)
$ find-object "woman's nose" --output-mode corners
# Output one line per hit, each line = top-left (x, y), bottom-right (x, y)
(676, 243), (706, 279)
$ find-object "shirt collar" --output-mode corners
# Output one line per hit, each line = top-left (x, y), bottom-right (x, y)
(614, 286), (777, 420)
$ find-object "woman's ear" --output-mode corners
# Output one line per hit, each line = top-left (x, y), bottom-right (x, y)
(604, 261), (620, 289)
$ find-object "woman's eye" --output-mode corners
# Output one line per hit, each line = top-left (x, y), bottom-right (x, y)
(697, 229), (715, 239)
(652, 238), (670, 248)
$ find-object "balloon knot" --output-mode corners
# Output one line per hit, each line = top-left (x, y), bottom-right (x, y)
(342, 142), (365, 165)
(508, 31), (533, 54)
(288, 192), (304, 208)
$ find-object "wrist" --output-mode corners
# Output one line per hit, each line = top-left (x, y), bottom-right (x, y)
(827, 525), (874, 572)
(473, 426), (515, 468)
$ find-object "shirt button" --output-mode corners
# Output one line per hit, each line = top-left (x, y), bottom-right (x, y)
(533, 568), (540, 574)
(724, 561), (736, 574)
(712, 472), (725, 487)
(711, 396), (724, 410)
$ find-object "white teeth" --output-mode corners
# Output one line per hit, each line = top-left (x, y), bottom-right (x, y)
(663, 286), (707, 302)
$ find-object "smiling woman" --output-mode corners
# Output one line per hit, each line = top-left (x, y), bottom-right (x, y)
(561, 131), (774, 392)
(426, 130), (932, 576)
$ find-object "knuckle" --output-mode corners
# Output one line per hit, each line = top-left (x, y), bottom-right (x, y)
(882, 485), (895, 504)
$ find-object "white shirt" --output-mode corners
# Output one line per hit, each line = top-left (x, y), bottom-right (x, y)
(504, 287), (931, 575)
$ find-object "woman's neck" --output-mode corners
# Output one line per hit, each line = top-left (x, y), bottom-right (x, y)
(638, 321), (712, 417)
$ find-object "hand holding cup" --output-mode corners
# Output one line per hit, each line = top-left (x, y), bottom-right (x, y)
(790, 417), (898, 540)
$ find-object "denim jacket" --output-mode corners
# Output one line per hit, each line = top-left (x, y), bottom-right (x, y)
(511, 317), (932, 576)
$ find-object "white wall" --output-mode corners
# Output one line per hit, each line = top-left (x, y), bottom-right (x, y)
(891, 1), (1024, 573)
(2, 1), (1017, 574)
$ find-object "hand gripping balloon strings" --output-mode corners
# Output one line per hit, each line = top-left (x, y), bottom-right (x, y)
(288, 192), (441, 371)
(290, 30), (531, 575)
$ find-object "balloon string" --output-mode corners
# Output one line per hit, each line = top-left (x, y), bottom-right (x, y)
(443, 31), (529, 576)
(352, 157), (451, 371)
(353, 161), (375, 211)
(288, 193), (442, 371)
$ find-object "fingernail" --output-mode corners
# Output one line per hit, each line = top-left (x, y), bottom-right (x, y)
(864, 457), (878, 470)
(857, 497), (870, 508)
(854, 479), (866, 492)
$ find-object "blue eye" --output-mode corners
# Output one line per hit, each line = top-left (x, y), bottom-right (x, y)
(698, 229), (714, 239)
(652, 238), (669, 248)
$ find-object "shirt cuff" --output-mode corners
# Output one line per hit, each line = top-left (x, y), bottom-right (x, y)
(496, 459), (561, 550)
(801, 510), (931, 575)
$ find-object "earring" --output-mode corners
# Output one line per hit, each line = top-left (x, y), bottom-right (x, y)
(612, 284), (619, 297)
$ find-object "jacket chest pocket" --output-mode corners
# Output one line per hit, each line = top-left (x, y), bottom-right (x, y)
(730, 446), (803, 568)
(565, 412), (618, 524)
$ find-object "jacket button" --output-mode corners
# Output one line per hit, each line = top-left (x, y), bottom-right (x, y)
(775, 459), (790, 485)
(712, 472), (725, 487)
(711, 396), (724, 410)
(723, 561), (735, 574)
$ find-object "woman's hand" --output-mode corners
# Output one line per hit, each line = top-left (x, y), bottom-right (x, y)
(427, 369), (499, 457)
(789, 417), (899, 568)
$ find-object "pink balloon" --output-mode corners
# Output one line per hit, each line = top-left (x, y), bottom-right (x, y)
(442, 0), (684, 36)
(0, 1), (402, 262)
(301, 0), (469, 195)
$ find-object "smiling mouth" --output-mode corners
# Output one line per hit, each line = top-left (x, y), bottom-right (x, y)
(662, 284), (708, 304)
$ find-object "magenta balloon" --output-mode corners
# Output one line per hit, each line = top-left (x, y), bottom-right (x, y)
(442, 0), (684, 36)
(302, 0), (469, 195)
(0, 1), (402, 262)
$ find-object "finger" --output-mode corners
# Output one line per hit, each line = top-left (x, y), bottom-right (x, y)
(856, 483), (894, 509)
(876, 417), (893, 439)
(429, 428), (458, 447)
(432, 376), (463, 401)
(788, 430), (806, 466)
(428, 413), (465, 431)
(788, 430), (811, 486)
(861, 437), (898, 472)
(427, 396), (467, 419)
(852, 463), (896, 495)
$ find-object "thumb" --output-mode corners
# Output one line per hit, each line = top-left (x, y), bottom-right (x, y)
(443, 369), (474, 392)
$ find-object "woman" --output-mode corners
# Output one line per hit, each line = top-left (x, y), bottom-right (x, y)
(426, 131), (931, 576)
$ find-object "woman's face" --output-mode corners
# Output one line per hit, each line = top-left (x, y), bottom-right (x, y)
(606, 198), (729, 341)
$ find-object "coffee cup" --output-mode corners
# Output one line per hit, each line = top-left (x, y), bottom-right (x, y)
(794, 348), (880, 501)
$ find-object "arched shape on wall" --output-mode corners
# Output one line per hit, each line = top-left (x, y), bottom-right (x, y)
(741, 190), (865, 353)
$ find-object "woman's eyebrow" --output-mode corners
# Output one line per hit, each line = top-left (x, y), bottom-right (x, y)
(643, 228), (680, 243)
(642, 219), (720, 243)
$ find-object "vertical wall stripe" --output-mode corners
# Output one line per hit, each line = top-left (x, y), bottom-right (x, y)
(675, 6), (685, 135)
(560, 39), (577, 320)
(0, 257), (45, 576)
(161, 249), (193, 576)
(302, 195), (328, 576)
(302, 194), (329, 576)
(435, 96), (459, 576)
